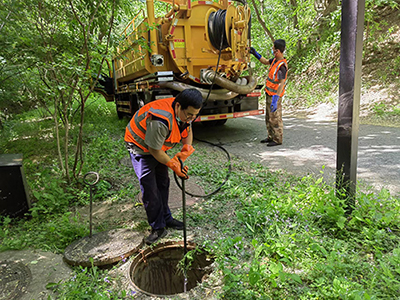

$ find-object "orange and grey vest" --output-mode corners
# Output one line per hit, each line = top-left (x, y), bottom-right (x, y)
(124, 98), (188, 153)
(265, 58), (288, 97)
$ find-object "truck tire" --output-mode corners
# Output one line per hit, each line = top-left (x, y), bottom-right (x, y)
(216, 119), (227, 126)
(117, 109), (124, 120)
(201, 120), (218, 127)
(201, 119), (227, 127)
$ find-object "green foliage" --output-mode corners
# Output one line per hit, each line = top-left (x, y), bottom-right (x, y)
(0, 98), (136, 254)
(250, 0), (399, 113)
(49, 259), (136, 299)
(188, 154), (400, 299)
(30, 176), (75, 218)
(0, 212), (88, 253)
(367, 0), (399, 9)
(0, 0), (127, 181)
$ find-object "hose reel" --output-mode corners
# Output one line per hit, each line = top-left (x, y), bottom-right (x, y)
(205, 5), (250, 53)
(207, 9), (230, 50)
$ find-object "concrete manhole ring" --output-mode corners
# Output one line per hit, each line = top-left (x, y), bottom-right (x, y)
(0, 260), (32, 300)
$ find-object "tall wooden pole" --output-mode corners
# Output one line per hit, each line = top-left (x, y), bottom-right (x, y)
(336, 0), (365, 213)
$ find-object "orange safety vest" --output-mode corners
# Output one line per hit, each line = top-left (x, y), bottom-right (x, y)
(124, 98), (189, 153)
(265, 58), (288, 97)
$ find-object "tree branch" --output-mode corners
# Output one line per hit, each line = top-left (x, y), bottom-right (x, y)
(250, 0), (274, 43)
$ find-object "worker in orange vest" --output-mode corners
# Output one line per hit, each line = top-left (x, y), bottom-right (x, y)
(125, 89), (203, 245)
(250, 39), (288, 146)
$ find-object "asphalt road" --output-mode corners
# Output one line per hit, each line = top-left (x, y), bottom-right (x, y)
(192, 113), (400, 197)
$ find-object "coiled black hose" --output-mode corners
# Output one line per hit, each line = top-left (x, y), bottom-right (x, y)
(174, 137), (232, 198)
(208, 9), (230, 51)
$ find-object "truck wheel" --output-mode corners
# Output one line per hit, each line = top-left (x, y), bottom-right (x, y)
(201, 119), (227, 127)
(201, 120), (218, 127)
(216, 119), (227, 126)
(117, 109), (124, 120)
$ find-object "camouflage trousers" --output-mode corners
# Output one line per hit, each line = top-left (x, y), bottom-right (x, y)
(265, 94), (283, 144)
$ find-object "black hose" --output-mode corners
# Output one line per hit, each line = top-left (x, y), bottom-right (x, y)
(174, 26), (232, 198)
(174, 137), (232, 198)
(208, 9), (230, 51)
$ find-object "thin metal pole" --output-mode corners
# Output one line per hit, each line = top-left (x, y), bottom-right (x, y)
(84, 172), (99, 238)
(182, 178), (187, 255)
(336, 0), (365, 213)
(182, 177), (188, 292)
(89, 186), (93, 238)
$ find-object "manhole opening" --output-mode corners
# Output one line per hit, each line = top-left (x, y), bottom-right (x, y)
(129, 242), (214, 296)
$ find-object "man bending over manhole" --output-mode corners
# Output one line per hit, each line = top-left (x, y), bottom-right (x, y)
(125, 89), (203, 245)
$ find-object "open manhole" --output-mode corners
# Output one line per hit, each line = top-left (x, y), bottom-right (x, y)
(0, 260), (32, 300)
(128, 241), (214, 297)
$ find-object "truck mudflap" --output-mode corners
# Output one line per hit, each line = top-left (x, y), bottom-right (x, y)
(195, 109), (264, 122)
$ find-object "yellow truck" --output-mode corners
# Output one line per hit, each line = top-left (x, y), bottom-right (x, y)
(96, 0), (263, 125)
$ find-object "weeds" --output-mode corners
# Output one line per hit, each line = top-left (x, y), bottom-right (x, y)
(187, 152), (400, 299)
(48, 258), (136, 299)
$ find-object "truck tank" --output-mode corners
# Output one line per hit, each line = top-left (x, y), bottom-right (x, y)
(96, 0), (263, 123)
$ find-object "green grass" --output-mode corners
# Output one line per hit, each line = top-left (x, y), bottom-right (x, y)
(1, 99), (399, 299)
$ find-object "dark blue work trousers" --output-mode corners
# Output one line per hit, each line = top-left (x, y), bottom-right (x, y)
(130, 153), (173, 230)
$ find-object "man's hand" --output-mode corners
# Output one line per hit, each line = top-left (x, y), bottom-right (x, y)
(249, 47), (262, 60)
(176, 144), (195, 163)
(166, 156), (189, 179)
(271, 95), (279, 113)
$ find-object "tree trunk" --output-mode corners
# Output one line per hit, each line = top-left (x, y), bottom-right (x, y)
(250, 0), (275, 43)
(290, 0), (302, 50)
(53, 98), (64, 173)
(73, 93), (85, 180)
(64, 109), (70, 184)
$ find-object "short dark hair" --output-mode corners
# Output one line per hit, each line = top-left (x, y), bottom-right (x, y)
(274, 39), (286, 53)
(174, 89), (203, 109)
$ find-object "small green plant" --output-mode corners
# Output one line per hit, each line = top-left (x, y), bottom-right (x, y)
(0, 212), (88, 253)
(373, 103), (388, 116)
(48, 258), (136, 299)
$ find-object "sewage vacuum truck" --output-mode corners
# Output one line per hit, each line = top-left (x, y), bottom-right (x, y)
(96, 0), (263, 125)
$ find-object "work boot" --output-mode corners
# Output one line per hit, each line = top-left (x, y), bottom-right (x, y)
(144, 228), (167, 245)
(166, 219), (184, 230)
(260, 137), (273, 143)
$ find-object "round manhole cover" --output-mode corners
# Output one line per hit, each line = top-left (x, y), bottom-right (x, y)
(64, 229), (143, 267)
(0, 260), (32, 300)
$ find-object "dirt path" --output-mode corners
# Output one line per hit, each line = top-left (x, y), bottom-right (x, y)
(192, 105), (400, 196)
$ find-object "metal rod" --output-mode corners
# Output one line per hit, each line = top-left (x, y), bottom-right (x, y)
(182, 178), (187, 255)
(89, 186), (93, 238)
(182, 177), (188, 292)
(83, 172), (99, 239)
